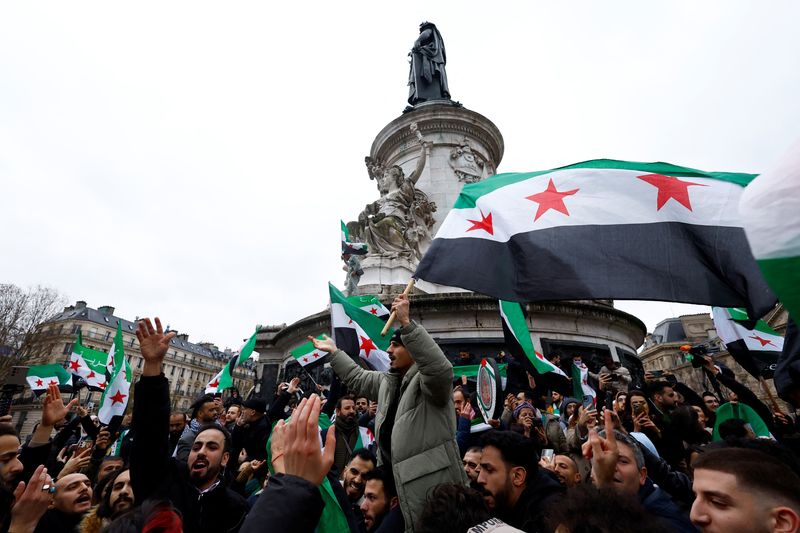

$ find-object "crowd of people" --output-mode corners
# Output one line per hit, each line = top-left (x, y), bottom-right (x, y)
(1, 295), (800, 532)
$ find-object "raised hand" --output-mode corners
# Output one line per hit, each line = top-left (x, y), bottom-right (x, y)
(582, 410), (619, 488)
(59, 445), (92, 477)
(390, 294), (411, 327)
(308, 334), (337, 354)
(135, 317), (176, 376)
(9, 465), (53, 532)
(41, 384), (79, 428)
(287, 377), (301, 394)
(94, 428), (111, 451)
(273, 395), (335, 486)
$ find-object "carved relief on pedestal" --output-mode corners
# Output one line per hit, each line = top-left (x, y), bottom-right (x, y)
(449, 137), (493, 183)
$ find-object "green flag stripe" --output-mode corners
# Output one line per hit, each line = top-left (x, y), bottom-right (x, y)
(26, 364), (71, 383)
(329, 283), (393, 349)
(499, 300), (556, 374)
(454, 159), (757, 209)
(452, 364), (507, 378)
(757, 255), (800, 321)
(727, 308), (782, 336)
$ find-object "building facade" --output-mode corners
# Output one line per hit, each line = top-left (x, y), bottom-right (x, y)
(638, 307), (790, 412)
(8, 300), (255, 437)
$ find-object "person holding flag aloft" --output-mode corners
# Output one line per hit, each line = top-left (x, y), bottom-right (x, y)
(309, 293), (467, 531)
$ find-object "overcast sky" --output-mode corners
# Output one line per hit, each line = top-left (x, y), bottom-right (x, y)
(2, 2), (799, 350)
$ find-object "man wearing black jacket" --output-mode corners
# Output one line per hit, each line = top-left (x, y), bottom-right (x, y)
(230, 379), (295, 462)
(477, 430), (565, 532)
(131, 317), (249, 533)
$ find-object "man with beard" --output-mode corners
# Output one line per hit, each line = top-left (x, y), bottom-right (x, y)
(79, 468), (135, 533)
(477, 430), (564, 532)
(584, 411), (695, 533)
(224, 405), (241, 432)
(131, 317), (249, 533)
(325, 395), (361, 476)
(462, 446), (482, 485)
(174, 394), (220, 462)
(542, 454), (583, 488)
(360, 466), (402, 533)
(309, 294), (466, 529)
(169, 412), (188, 454)
(34, 473), (93, 532)
(355, 396), (369, 417)
(339, 448), (376, 531)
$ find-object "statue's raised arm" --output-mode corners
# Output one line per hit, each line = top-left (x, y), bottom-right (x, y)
(407, 123), (430, 185)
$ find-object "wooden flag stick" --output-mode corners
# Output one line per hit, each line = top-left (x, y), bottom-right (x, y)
(758, 376), (784, 415)
(381, 278), (416, 336)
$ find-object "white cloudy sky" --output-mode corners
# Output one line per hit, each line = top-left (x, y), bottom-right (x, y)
(2, 2), (798, 349)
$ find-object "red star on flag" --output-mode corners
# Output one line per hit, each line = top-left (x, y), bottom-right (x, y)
(35, 379), (43, 387)
(360, 336), (377, 358)
(98, 382), (107, 390)
(87, 370), (96, 379)
(637, 174), (707, 211)
(110, 390), (127, 405)
(312, 351), (321, 358)
(302, 356), (309, 363)
(370, 307), (378, 315)
(466, 210), (494, 235)
(209, 378), (220, 389)
(49, 380), (58, 386)
(348, 319), (353, 325)
(749, 334), (775, 347)
(69, 359), (81, 371)
(526, 179), (580, 221)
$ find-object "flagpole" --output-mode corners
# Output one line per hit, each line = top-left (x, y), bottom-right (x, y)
(381, 278), (416, 337)
(299, 365), (321, 390)
(757, 376), (784, 415)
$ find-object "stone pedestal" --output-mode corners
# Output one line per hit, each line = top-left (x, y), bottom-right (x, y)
(357, 101), (504, 295)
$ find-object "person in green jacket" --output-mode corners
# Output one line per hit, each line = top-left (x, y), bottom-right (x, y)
(310, 294), (468, 532)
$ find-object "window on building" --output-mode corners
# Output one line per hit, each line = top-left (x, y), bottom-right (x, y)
(63, 343), (73, 355)
(189, 370), (194, 379)
(89, 327), (97, 338)
(129, 337), (135, 347)
(137, 358), (143, 369)
(71, 324), (82, 334)
(171, 366), (176, 376)
(105, 331), (111, 341)
(180, 369), (185, 378)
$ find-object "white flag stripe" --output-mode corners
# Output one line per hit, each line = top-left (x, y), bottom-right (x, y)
(331, 303), (391, 372)
(436, 169), (744, 243)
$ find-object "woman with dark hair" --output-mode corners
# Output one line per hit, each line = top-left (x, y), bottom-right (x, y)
(621, 390), (662, 444)
(670, 405), (711, 474)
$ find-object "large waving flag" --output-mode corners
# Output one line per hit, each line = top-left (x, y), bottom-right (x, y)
(329, 283), (392, 372)
(499, 300), (570, 393)
(26, 365), (72, 396)
(69, 331), (109, 391)
(98, 323), (131, 424)
(712, 307), (783, 379)
(415, 159), (775, 319)
(740, 141), (800, 320)
(341, 220), (368, 256)
(205, 327), (259, 394)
